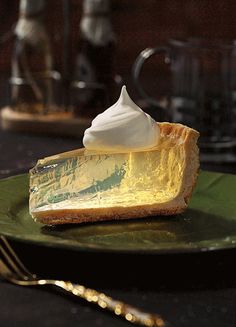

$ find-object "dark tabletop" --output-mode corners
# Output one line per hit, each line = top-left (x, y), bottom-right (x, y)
(0, 126), (236, 327)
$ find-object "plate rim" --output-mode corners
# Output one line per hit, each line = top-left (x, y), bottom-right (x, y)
(2, 229), (236, 255)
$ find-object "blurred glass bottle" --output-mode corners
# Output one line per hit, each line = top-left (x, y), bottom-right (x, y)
(11, 0), (54, 114)
(71, 0), (121, 118)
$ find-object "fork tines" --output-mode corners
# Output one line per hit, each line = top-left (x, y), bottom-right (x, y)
(0, 236), (34, 280)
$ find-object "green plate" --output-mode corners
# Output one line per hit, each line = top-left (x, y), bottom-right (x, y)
(0, 171), (236, 254)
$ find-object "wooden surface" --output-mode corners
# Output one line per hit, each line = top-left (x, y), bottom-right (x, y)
(0, 107), (91, 137)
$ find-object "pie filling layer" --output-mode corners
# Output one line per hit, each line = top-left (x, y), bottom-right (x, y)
(29, 138), (185, 216)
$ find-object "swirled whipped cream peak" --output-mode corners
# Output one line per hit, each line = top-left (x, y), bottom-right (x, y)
(83, 85), (160, 151)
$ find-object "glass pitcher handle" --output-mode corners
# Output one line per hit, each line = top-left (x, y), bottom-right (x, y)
(132, 46), (170, 108)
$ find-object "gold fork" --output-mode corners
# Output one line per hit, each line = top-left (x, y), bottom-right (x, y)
(0, 236), (168, 327)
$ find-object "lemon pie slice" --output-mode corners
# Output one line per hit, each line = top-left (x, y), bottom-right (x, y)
(29, 122), (199, 225)
(29, 87), (199, 225)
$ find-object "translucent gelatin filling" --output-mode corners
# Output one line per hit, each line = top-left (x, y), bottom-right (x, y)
(29, 140), (185, 214)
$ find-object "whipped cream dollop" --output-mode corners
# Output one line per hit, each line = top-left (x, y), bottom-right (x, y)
(83, 86), (160, 151)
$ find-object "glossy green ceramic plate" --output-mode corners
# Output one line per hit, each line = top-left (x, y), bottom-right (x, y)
(0, 171), (236, 254)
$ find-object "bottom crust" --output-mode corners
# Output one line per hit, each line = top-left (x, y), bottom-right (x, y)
(33, 202), (186, 225)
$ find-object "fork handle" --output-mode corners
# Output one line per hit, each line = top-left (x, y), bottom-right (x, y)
(54, 280), (166, 327)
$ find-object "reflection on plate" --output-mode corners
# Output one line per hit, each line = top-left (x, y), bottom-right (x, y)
(0, 171), (236, 254)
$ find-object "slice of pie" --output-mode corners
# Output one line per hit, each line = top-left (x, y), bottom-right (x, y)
(29, 122), (199, 225)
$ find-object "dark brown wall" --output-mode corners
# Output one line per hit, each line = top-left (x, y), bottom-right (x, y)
(1, 0), (236, 90)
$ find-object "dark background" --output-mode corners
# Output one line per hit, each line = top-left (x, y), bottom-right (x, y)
(2, 0), (236, 101)
(0, 2), (236, 327)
